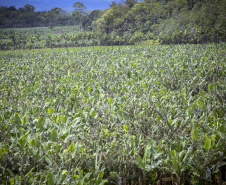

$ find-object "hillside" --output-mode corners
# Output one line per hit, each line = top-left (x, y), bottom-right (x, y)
(92, 0), (226, 44)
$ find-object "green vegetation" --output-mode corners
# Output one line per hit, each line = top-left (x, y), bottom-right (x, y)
(0, 26), (82, 50)
(0, 0), (225, 184)
(0, 27), (153, 50)
(0, 0), (225, 51)
(0, 44), (225, 184)
(0, 26), (79, 35)
(92, 0), (226, 44)
(0, 45), (133, 55)
(0, 5), (75, 28)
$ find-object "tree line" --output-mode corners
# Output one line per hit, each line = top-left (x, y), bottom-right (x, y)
(0, 4), (76, 28)
(0, 30), (157, 50)
(0, 0), (225, 45)
(91, 0), (225, 44)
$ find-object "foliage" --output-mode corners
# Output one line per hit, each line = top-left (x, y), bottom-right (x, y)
(0, 44), (225, 184)
(1, 0), (225, 45)
(92, 0), (226, 44)
(0, 26), (79, 50)
(73, 2), (87, 30)
(0, 5), (75, 28)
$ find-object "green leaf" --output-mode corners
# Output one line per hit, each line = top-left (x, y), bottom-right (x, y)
(191, 128), (198, 140)
(44, 157), (52, 166)
(56, 115), (60, 123)
(144, 144), (151, 160)
(14, 114), (22, 125)
(62, 170), (68, 175)
(7, 169), (14, 176)
(61, 115), (67, 123)
(68, 142), (75, 153)
(98, 169), (105, 179)
(137, 155), (143, 168)
(22, 115), (27, 125)
(74, 174), (79, 178)
(108, 97), (113, 104)
(99, 180), (108, 185)
(90, 109), (96, 118)
(29, 139), (37, 147)
(83, 172), (92, 181)
(73, 112), (80, 119)
(45, 143), (51, 150)
(123, 124), (128, 131)
(0, 147), (7, 159)
(204, 138), (211, 150)
(168, 115), (172, 124)
(203, 134), (208, 144)
(211, 135), (215, 146)
(171, 150), (176, 156)
(83, 97), (87, 102)
(33, 107), (40, 117)
(110, 172), (117, 180)
(36, 116), (44, 130)
(172, 157), (178, 172)
(10, 178), (15, 185)
(219, 125), (225, 133)
(48, 108), (53, 116)
(56, 144), (61, 153)
(208, 83), (213, 91)
(61, 107), (65, 112)
(47, 170), (54, 185)
(50, 130), (57, 142)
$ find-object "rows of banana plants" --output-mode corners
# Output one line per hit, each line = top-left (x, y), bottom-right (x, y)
(0, 43), (225, 184)
(0, 27), (158, 51)
(0, 29), (191, 51)
(0, 26), (79, 36)
(0, 26), (78, 51)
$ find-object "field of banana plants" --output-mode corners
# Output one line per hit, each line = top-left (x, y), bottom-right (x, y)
(0, 43), (225, 184)
(0, 26), (157, 51)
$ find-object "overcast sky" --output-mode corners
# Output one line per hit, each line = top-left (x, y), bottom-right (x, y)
(0, 0), (119, 11)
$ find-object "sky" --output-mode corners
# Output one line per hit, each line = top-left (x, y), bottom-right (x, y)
(0, 0), (120, 11)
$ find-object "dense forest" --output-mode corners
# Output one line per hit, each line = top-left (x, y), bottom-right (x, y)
(0, 5), (74, 28)
(0, 4), (100, 29)
(0, 5), (75, 28)
(0, 0), (225, 45)
(93, 0), (226, 44)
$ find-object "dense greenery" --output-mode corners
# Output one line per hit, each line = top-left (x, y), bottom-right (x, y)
(0, 5), (75, 28)
(0, 26), (156, 50)
(1, 0), (225, 47)
(0, 26), (82, 50)
(0, 44), (225, 184)
(0, 3), (100, 31)
(0, 1), (225, 183)
(92, 0), (226, 44)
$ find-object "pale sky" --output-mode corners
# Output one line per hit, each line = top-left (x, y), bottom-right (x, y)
(0, 0), (119, 11)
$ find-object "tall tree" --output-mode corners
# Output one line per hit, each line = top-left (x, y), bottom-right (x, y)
(83, 10), (101, 30)
(73, 2), (87, 30)
(125, 0), (137, 8)
(24, 4), (35, 12)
